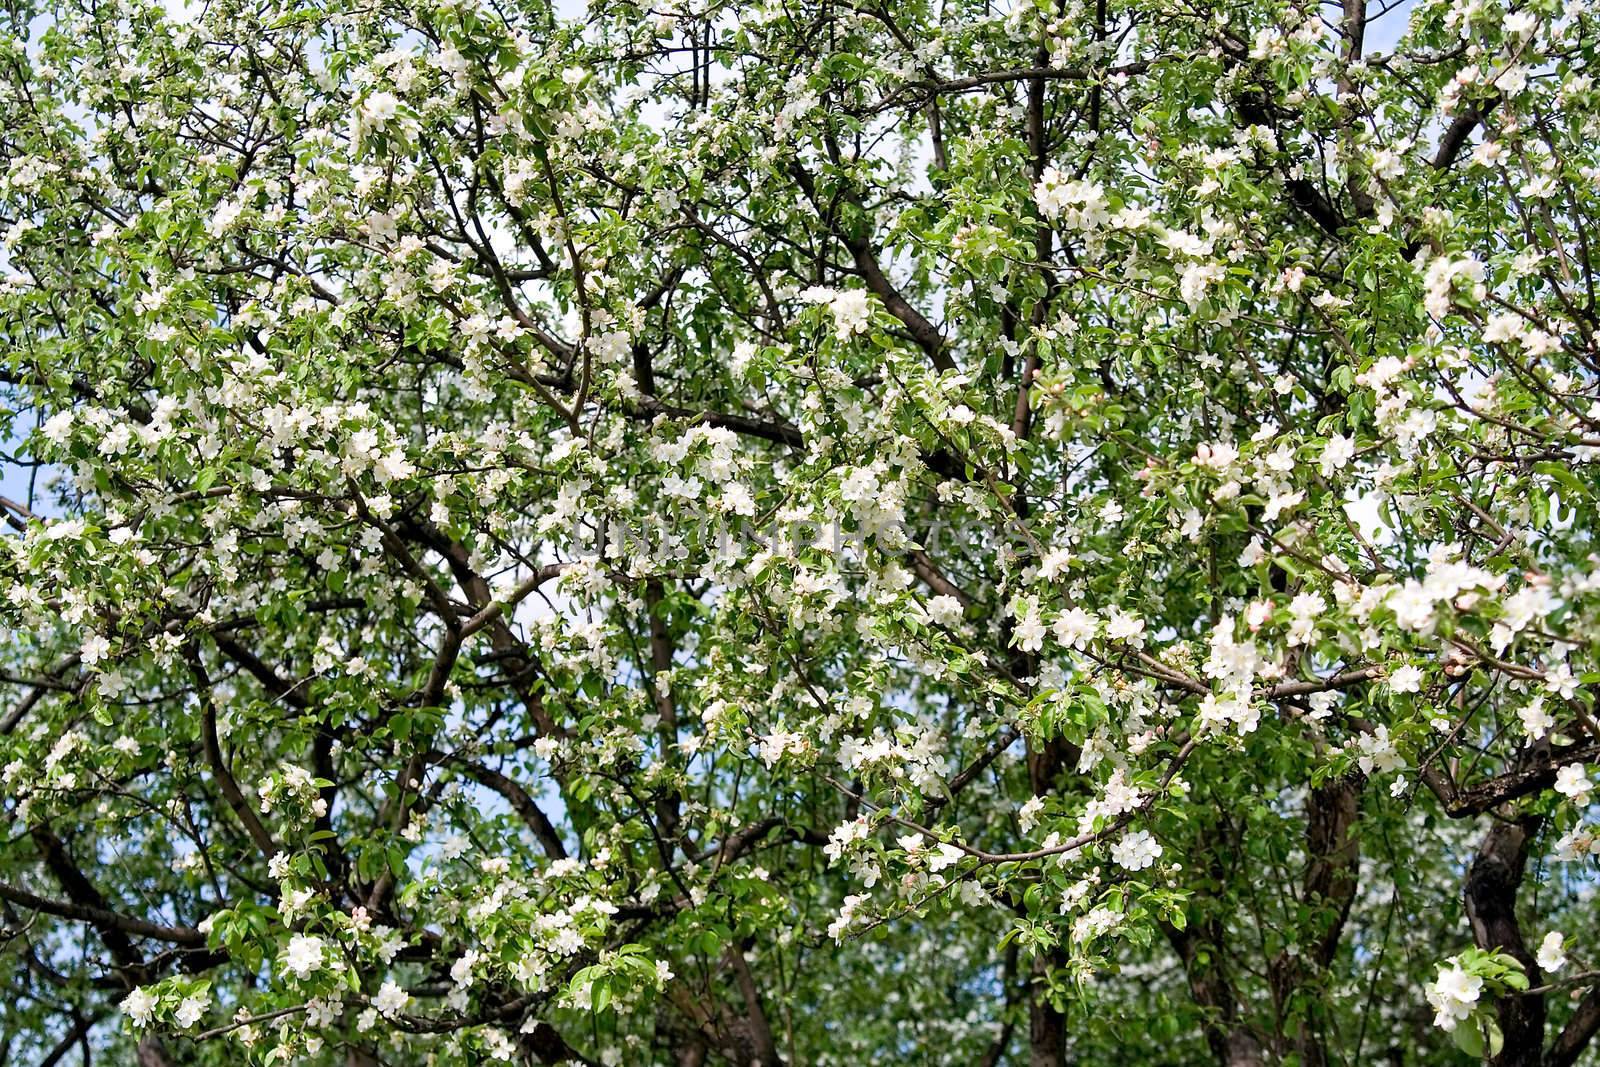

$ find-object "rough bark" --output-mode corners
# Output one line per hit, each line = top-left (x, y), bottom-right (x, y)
(1269, 777), (1363, 1067)
(1465, 815), (1546, 1067)
(1167, 919), (1267, 1067)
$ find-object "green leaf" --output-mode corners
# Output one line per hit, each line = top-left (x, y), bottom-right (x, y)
(1451, 1018), (1485, 1058)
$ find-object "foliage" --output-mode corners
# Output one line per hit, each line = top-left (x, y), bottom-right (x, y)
(1, 0), (1599, 1062)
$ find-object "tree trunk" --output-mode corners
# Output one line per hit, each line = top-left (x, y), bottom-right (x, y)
(1465, 816), (1545, 1067)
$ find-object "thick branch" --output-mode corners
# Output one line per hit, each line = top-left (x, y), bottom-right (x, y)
(789, 161), (955, 372)
(1550, 986), (1600, 1067)
(1425, 739), (1600, 818)
(190, 655), (281, 860)
(440, 754), (568, 860)
(0, 872), (204, 949)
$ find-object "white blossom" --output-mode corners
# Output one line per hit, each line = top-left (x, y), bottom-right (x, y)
(1537, 931), (1567, 973)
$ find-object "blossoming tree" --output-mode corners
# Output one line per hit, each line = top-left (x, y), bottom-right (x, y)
(2, 0), (1599, 1061)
